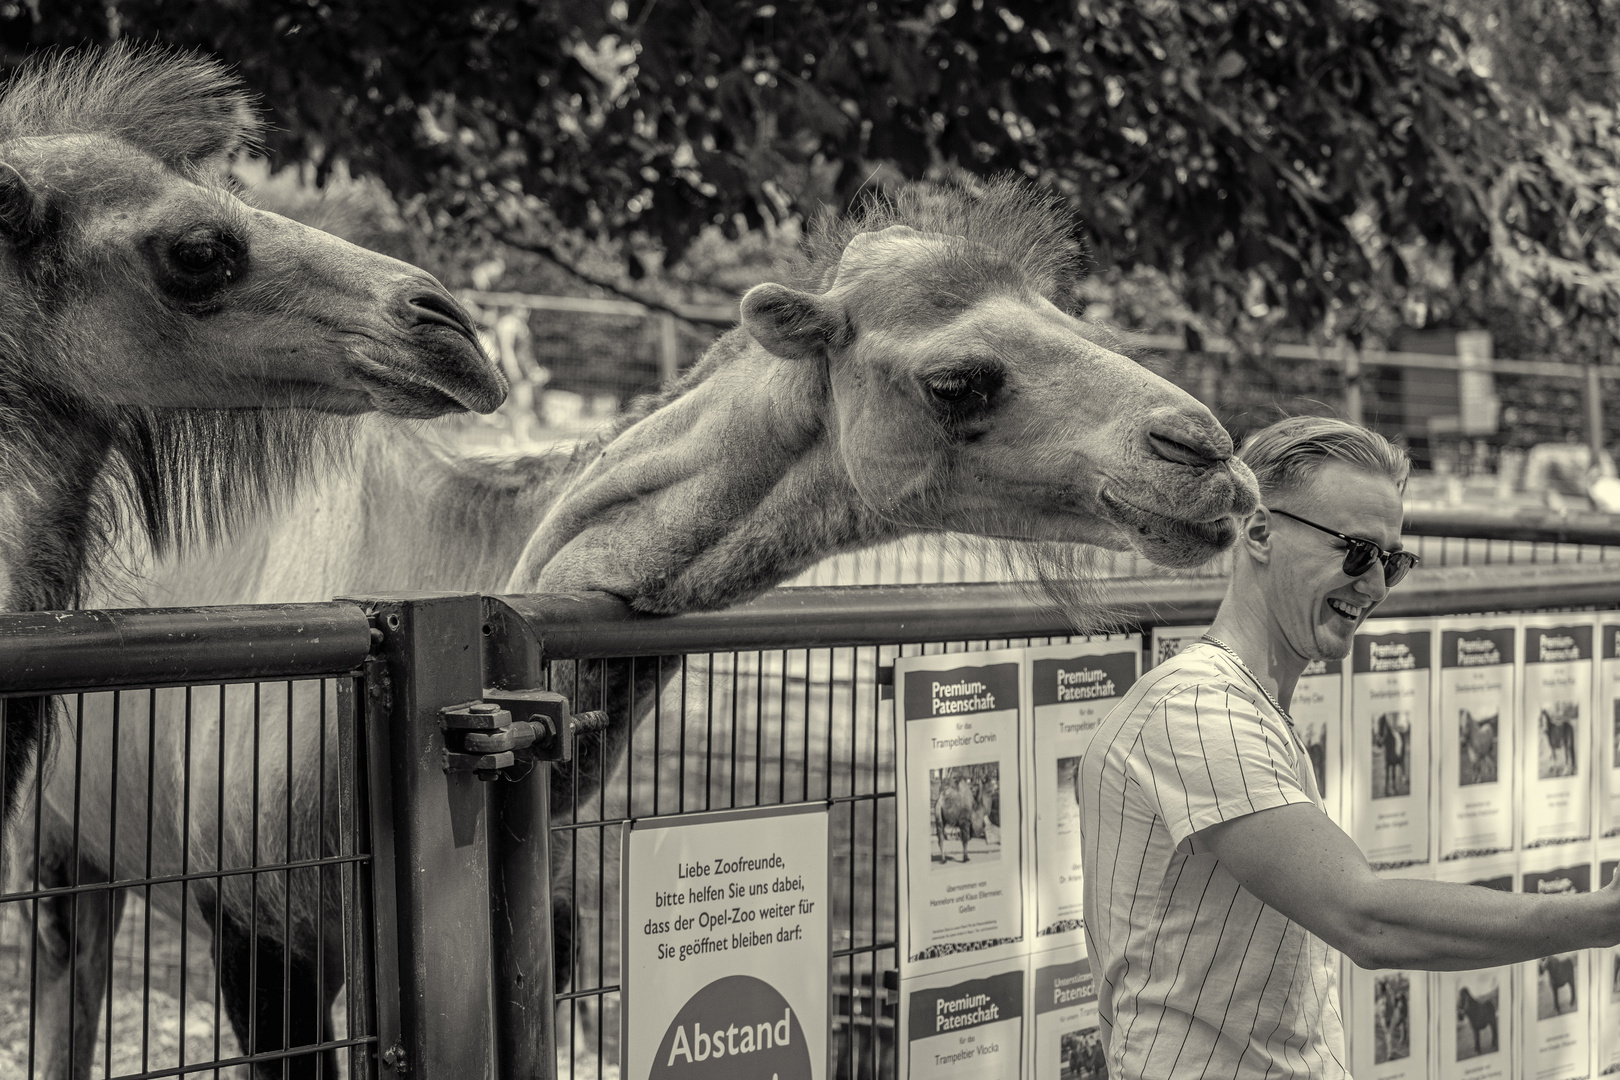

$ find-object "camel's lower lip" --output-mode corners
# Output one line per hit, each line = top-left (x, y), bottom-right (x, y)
(1099, 488), (1235, 549)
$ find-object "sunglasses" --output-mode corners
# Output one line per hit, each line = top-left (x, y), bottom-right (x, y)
(1269, 508), (1419, 586)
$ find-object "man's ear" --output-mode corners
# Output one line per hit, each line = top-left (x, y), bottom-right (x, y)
(0, 163), (50, 249)
(740, 283), (852, 360)
(1242, 506), (1274, 564)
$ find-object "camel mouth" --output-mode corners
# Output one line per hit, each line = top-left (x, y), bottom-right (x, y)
(1099, 488), (1236, 567)
(350, 349), (508, 418)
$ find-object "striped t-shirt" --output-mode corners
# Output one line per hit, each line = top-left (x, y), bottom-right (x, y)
(1079, 642), (1348, 1079)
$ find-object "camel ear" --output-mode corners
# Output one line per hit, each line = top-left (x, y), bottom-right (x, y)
(0, 164), (49, 247)
(740, 282), (852, 360)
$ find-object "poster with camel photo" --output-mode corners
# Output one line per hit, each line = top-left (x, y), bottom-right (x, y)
(1598, 851), (1620, 1076)
(1349, 621), (1433, 872)
(1148, 624), (1209, 669)
(1347, 963), (1430, 1080)
(1520, 619), (1595, 849)
(1031, 948), (1102, 1080)
(1292, 654), (1345, 824)
(1600, 621), (1620, 838)
(897, 651), (1026, 972)
(1518, 847), (1595, 1080)
(1026, 638), (1139, 941)
(900, 959), (1025, 1080)
(1436, 621), (1517, 861)
(1435, 851), (1516, 1080)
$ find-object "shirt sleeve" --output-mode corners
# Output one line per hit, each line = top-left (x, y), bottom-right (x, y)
(1126, 679), (1316, 852)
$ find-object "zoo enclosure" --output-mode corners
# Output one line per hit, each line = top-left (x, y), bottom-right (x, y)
(3, 533), (1620, 1079)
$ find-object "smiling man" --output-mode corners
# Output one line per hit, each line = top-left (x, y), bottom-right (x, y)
(1078, 416), (1620, 1079)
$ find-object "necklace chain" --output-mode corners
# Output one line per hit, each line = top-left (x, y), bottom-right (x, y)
(1199, 634), (1295, 728)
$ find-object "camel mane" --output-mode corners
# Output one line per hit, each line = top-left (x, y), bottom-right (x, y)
(0, 42), (260, 173)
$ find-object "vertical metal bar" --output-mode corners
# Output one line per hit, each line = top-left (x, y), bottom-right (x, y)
(283, 681), (295, 1079)
(315, 680), (328, 1080)
(657, 311), (680, 388)
(1588, 359), (1606, 463)
(179, 687), (193, 1080)
(213, 683), (226, 1076)
(104, 692), (121, 1080)
(1342, 342), (1363, 425)
(249, 682), (262, 1062)
(345, 663), (395, 1080)
(351, 594), (497, 1079)
(142, 691), (157, 1076)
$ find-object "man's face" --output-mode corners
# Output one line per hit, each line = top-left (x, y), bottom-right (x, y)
(1261, 460), (1406, 663)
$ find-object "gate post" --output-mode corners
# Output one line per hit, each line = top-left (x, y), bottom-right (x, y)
(351, 593), (499, 1078)
(482, 598), (558, 1080)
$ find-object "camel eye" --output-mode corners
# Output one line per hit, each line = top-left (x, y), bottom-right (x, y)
(923, 365), (1004, 410)
(158, 227), (246, 303)
(927, 377), (973, 403)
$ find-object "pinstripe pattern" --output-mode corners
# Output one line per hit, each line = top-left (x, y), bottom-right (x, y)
(1080, 642), (1349, 1079)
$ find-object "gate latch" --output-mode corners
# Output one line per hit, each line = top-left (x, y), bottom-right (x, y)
(439, 690), (601, 781)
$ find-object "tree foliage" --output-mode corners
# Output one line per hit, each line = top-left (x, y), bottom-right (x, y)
(5, 0), (1619, 350)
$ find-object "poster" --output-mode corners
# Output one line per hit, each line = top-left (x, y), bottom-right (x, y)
(1436, 620), (1518, 861)
(1435, 855), (1517, 1080)
(622, 803), (830, 1080)
(1519, 846), (1595, 1080)
(1347, 959), (1432, 1080)
(1029, 948), (1101, 1080)
(1597, 843), (1620, 1076)
(901, 958), (1025, 1080)
(1149, 624), (1208, 668)
(1350, 620), (1434, 871)
(1293, 655), (1346, 826)
(1521, 618), (1595, 849)
(1025, 639), (1138, 943)
(897, 650), (1026, 971)
(1600, 621), (1620, 839)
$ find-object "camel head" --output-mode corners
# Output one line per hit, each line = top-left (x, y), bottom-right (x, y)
(0, 45), (505, 419)
(740, 214), (1256, 569)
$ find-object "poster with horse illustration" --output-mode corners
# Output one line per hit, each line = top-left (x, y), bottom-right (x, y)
(1436, 620), (1517, 860)
(897, 650), (1027, 976)
(1598, 847), (1620, 1077)
(1600, 621), (1620, 838)
(1347, 958), (1432, 1080)
(1518, 846), (1594, 1080)
(1520, 618), (1596, 849)
(1435, 856), (1516, 1080)
(1349, 620), (1434, 871)
(1025, 638), (1139, 945)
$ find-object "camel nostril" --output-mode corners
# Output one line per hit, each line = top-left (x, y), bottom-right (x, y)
(1147, 430), (1225, 469)
(407, 289), (475, 336)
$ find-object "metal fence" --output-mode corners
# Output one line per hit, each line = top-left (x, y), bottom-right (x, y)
(6, 555), (1620, 1079)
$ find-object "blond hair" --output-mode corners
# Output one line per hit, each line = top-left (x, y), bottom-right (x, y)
(1237, 416), (1409, 501)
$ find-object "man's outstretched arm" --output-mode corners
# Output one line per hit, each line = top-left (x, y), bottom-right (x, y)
(1197, 803), (1620, 970)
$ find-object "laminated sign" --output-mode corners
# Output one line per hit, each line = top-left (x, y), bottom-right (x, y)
(1291, 655), (1346, 827)
(1521, 619), (1595, 849)
(901, 960), (1025, 1080)
(622, 803), (830, 1080)
(1435, 856), (1516, 1080)
(1436, 620), (1517, 860)
(896, 650), (1026, 971)
(1030, 949), (1102, 1080)
(1025, 639), (1138, 943)
(1601, 621), (1620, 838)
(1350, 621), (1433, 871)
(1347, 963), (1431, 1080)
(1518, 849), (1594, 1080)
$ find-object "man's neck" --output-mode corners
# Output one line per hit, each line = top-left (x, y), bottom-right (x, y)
(1205, 585), (1309, 713)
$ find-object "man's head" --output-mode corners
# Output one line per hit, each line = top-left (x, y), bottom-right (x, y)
(1234, 416), (1412, 662)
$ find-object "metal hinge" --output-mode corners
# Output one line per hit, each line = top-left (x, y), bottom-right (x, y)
(438, 690), (607, 781)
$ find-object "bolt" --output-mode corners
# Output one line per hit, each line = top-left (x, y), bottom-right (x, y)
(468, 702), (501, 714)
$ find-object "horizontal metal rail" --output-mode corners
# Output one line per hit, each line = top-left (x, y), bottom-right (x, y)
(0, 602), (374, 693)
(487, 561), (1620, 662)
(1404, 505), (1620, 545)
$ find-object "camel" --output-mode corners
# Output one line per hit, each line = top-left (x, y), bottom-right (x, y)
(0, 43), (502, 1077)
(0, 43), (501, 825)
(38, 175), (1260, 1078)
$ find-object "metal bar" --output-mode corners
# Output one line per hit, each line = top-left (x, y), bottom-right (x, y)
(0, 604), (373, 693)
(1404, 506), (1620, 545)
(488, 563), (1620, 661)
(349, 594), (498, 1079)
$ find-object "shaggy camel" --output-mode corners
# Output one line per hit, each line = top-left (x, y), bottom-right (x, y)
(0, 44), (502, 1077)
(42, 176), (1259, 1077)
(0, 44), (501, 823)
